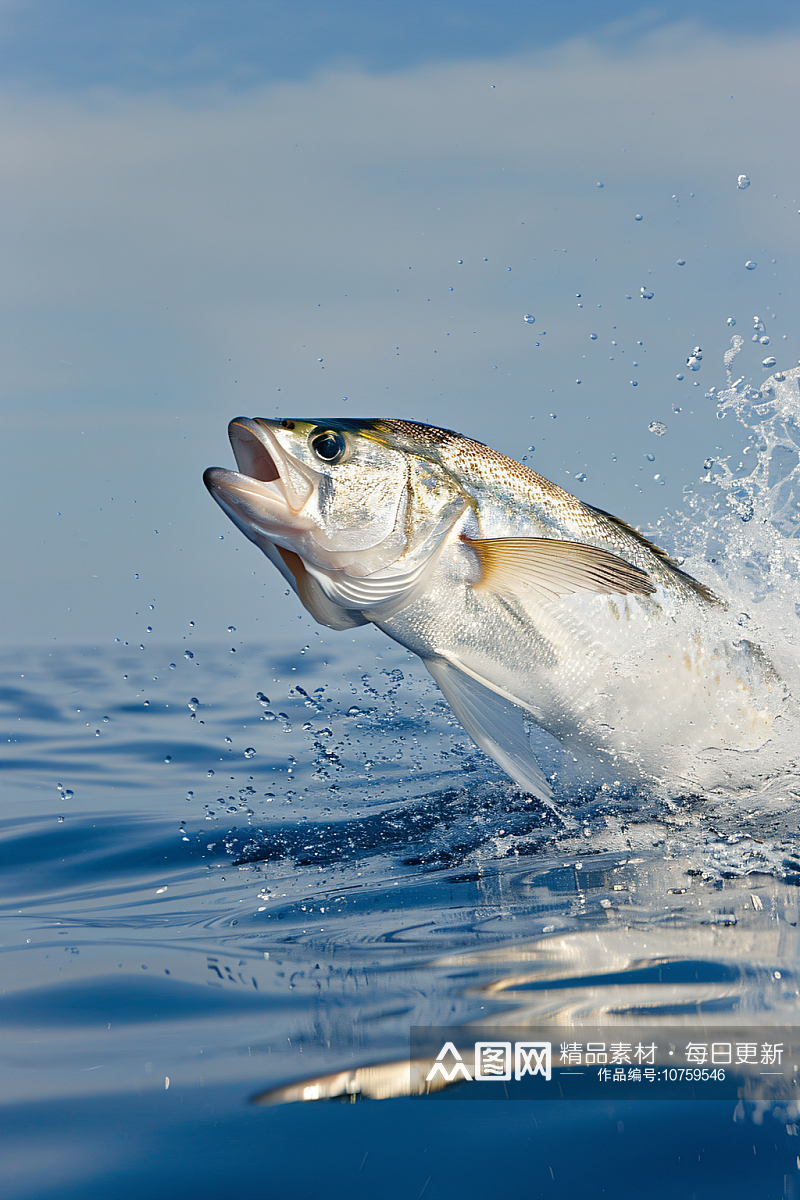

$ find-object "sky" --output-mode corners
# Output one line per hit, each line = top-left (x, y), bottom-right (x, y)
(3, 0), (798, 92)
(1, 1), (798, 649)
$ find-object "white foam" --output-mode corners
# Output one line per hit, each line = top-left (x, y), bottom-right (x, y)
(652, 361), (800, 802)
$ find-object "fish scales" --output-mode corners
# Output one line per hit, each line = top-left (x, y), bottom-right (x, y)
(375, 420), (709, 601)
(204, 416), (779, 809)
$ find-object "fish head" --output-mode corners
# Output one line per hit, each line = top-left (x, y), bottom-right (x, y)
(204, 419), (469, 621)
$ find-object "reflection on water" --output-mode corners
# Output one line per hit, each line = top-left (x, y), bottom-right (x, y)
(2, 641), (799, 1128)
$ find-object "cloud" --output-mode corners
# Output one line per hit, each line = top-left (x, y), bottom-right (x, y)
(4, 1), (798, 92)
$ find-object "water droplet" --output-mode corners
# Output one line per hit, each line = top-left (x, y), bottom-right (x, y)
(224, 737), (232, 745)
(737, 174), (750, 189)
(262, 711), (276, 721)
(745, 260), (757, 270)
(574, 472), (587, 483)
(244, 747), (256, 759)
(648, 422), (667, 436)
(169, 663), (176, 670)
(63, 789), (74, 800)
(164, 755), (172, 763)
(704, 458), (714, 469)
(523, 314), (535, 324)
(634, 214), (643, 221)
(227, 626), (236, 633)
(676, 374), (684, 380)
(597, 182), (603, 187)
(188, 698), (199, 712)
(727, 317), (736, 326)
(759, 335), (770, 345)
(256, 692), (270, 706)
(646, 453), (655, 462)
(457, 259), (463, 264)
(590, 333), (597, 340)
(146, 626), (152, 633)
(762, 357), (777, 367)
(184, 651), (194, 661)
(640, 288), (654, 299)
(677, 259), (686, 266)
(207, 769), (215, 777)
(186, 791), (194, 799)
(631, 381), (638, 386)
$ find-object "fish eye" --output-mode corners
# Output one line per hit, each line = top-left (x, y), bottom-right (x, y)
(310, 429), (347, 464)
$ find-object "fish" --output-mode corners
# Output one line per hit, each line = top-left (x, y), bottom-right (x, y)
(204, 417), (777, 807)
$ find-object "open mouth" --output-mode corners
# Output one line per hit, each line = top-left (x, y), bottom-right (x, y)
(203, 416), (323, 550)
(228, 419), (281, 483)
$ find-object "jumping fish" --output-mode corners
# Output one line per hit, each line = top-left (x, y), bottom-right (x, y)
(204, 418), (774, 803)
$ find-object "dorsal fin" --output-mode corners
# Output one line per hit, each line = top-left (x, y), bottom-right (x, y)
(585, 504), (719, 604)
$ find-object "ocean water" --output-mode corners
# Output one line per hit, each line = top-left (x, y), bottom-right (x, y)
(3, 368), (800, 1198)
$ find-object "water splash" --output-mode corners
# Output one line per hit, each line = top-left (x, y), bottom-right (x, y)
(662, 355), (800, 815)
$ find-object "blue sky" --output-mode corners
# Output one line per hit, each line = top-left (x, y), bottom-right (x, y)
(1, 3), (798, 648)
(5, 0), (799, 92)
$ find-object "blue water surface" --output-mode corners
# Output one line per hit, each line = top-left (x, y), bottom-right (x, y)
(2, 638), (800, 1197)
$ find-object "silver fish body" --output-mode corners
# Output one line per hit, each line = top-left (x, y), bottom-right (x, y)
(204, 417), (775, 804)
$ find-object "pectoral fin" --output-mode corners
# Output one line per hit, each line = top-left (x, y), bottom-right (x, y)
(465, 535), (655, 604)
(425, 657), (563, 812)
